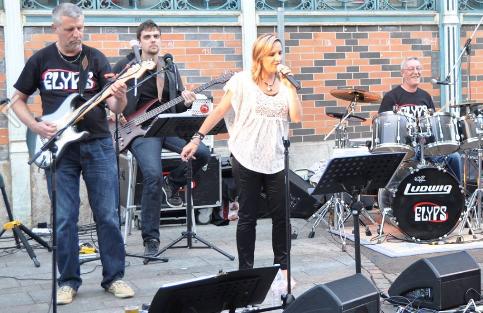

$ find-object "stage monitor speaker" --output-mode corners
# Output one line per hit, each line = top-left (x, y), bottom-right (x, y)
(258, 170), (322, 219)
(283, 274), (380, 313)
(388, 251), (481, 310)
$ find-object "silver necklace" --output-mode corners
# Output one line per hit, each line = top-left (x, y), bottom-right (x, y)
(262, 75), (276, 91)
(57, 47), (82, 64)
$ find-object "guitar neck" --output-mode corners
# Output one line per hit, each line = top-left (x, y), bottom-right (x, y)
(132, 83), (210, 126)
(72, 87), (112, 123)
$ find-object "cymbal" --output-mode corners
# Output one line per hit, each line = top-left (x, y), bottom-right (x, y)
(326, 111), (367, 122)
(449, 101), (483, 108)
(330, 88), (381, 103)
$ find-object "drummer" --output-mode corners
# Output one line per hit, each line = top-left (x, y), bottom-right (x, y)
(378, 56), (462, 182)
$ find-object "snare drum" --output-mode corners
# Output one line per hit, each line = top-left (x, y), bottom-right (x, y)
(458, 113), (483, 150)
(371, 111), (415, 157)
(419, 112), (460, 156)
(378, 162), (464, 241)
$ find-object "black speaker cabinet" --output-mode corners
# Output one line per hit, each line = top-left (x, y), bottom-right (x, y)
(258, 170), (321, 219)
(120, 152), (221, 210)
(283, 274), (380, 313)
(388, 251), (481, 310)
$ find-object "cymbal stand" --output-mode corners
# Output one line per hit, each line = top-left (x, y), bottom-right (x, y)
(323, 98), (357, 145)
(460, 129), (483, 234)
(308, 98), (359, 239)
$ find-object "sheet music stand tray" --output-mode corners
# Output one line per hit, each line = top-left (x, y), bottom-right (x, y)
(148, 265), (279, 313)
(144, 115), (234, 261)
(312, 152), (405, 273)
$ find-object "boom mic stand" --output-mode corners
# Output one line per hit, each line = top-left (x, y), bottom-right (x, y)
(439, 15), (483, 114)
(29, 136), (61, 313)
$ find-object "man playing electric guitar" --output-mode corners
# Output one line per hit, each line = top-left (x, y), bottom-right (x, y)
(11, 3), (134, 305)
(112, 20), (210, 258)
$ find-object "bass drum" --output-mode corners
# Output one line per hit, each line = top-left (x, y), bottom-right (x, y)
(378, 162), (464, 241)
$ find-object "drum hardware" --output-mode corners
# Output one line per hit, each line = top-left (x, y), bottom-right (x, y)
(307, 193), (351, 242)
(417, 112), (460, 157)
(325, 88), (379, 148)
(376, 207), (392, 243)
(461, 132), (483, 231)
(371, 111), (416, 158)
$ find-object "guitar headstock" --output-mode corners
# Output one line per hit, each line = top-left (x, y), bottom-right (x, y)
(119, 60), (156, 82)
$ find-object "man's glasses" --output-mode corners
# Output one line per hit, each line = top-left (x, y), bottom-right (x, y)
(403, 66), (423, 72)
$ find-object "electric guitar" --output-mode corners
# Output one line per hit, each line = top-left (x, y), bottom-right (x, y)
(30, 60), (156, 169)
(110, 71), (233, 152)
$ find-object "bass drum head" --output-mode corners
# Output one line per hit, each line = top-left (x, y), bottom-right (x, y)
(379, 164), (464, 241)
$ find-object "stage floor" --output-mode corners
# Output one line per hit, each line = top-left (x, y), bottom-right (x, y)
(332, 222), (483, 258)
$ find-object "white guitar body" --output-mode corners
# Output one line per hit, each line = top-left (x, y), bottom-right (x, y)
(32, 93), (89, 169)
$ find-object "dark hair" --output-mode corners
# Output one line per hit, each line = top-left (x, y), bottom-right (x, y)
(136, 19), (160, 40)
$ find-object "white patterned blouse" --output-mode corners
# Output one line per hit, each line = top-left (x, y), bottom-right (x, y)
(223, 71), (290, 174)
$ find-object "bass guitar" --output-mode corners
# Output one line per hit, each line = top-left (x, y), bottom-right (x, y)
(30, 60), (156, 169)
(110, 71), (233, 152)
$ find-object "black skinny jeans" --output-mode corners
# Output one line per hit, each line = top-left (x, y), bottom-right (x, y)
(231, 157), (289, 270)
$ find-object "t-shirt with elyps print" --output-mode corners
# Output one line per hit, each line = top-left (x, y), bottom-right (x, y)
(14, 43), (112, 139)
(378, 85), (435, 119)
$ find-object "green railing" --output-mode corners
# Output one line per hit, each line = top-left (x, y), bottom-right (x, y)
(19, 0), (483, 12)
(21, 0), (240, 10)
(256, 0), (436, 11)
(459, 0), (483, 11)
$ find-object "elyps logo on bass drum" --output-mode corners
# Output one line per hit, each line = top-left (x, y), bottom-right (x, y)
(414, 202), (448, 222)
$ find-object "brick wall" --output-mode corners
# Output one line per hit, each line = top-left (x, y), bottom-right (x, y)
(17, 24), (483, 147)
(261, 25), (441, 144)
(461, 27), (483, 105)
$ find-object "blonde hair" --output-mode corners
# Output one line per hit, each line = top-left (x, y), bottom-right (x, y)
(251, 34), (282, 84)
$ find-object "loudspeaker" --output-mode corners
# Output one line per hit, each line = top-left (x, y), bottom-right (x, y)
(258, 170), (322, 219)
(283, 274), (380, 313)
(388, 251), (481, 310)
(120, 153), (221, 210)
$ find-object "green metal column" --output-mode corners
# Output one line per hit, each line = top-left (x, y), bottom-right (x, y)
(5, 1), (32, 225)
(241, 0), (256, 70)
(439, 0), (461, 112)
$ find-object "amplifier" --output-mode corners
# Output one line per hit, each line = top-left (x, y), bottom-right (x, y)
(119, 152), (222, 225)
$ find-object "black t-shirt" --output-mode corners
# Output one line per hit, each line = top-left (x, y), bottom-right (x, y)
(14, 43), (112, 139)
(137, 69), (170, 110)
(378, 85), (435, 119)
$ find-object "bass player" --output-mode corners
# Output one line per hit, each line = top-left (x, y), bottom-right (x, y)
(112, 19), (210, 258)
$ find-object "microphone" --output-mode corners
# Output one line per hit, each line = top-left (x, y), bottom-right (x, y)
(163, 53), (174, 69)
(276, 64), (301, 90)
(129, 40), (142, 64)
(431, 78), (453, 85)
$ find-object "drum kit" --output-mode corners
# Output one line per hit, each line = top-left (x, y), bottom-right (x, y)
(311, 88), (483, 243)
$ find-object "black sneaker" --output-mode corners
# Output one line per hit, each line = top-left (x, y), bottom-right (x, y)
(162, 177), (183, 208)
(143, 239), (159, 257)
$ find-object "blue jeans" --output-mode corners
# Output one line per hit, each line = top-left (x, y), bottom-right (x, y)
(129, 136), (210, 242)
(46, 137), (125, 290)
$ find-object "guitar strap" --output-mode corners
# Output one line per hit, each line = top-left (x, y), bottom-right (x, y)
(78, 45), (91, 98)
(156, 57), (166, 102)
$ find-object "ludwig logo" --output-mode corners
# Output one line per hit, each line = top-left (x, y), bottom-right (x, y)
(414, 202), (448, 222)
(403, 183), (452, 195)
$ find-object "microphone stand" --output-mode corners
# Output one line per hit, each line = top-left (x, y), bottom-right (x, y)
(29, 133), (62, 313)
(440, 15), (483, 114)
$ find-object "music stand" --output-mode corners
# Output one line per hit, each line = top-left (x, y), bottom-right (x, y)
(148, 265), (279, 313)
(312, 152), (405, 273)
(144, 114), (234, 261)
